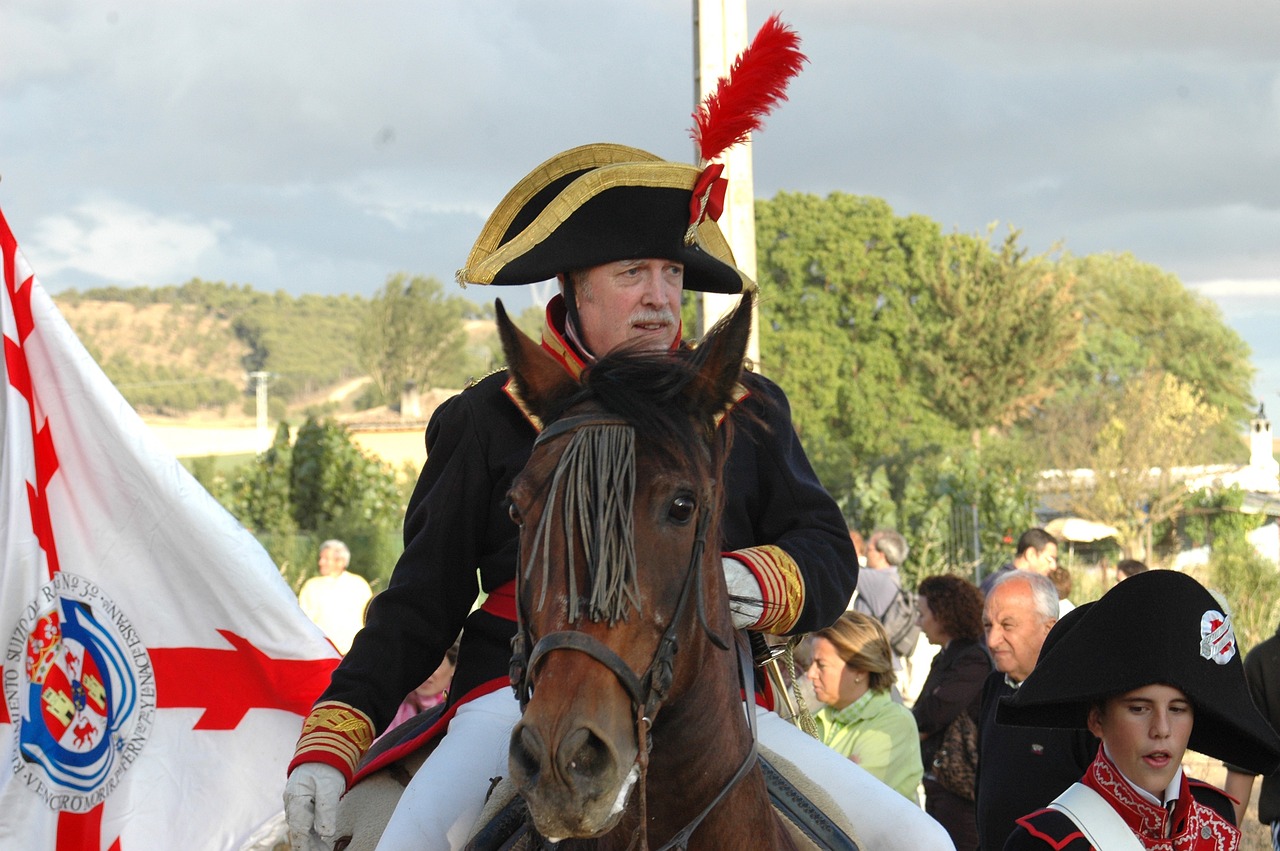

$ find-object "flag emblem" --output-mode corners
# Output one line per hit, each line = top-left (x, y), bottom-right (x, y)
(7, 572), (155, 810)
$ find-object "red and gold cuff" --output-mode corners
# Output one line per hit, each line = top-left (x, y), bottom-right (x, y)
(725, 545), (804, 634)
(288, 699), (376, 782)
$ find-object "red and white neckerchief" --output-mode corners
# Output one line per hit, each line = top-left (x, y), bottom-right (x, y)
(1081, 749), (1239, 851)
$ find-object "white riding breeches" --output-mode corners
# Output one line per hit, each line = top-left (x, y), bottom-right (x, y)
(374, 689), (954, 851)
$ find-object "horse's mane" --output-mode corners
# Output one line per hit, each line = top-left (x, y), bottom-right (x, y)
(568, 347), (729, 464)
(525, 347), (738, 626)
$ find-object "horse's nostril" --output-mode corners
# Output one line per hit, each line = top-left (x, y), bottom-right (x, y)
(558, 726), (613, 782)
(510, 724), (545, 783)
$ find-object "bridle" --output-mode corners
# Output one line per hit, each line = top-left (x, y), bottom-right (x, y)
(508, 412), (760, 851)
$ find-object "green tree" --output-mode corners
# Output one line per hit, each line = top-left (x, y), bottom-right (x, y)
(289, 417), (402, 532)
(843, 445), (1038, 587)
(356, 274), (468, 404)
(1041, 371), (1224, 559)
(1055, 253), (1254, 461)
(911, 228), (1079, 446)
(225, 422), (296, 534)
(754, 191), (959, 486)
(1181, 485), (1265, 550)
(1208, 538), (1280, 655)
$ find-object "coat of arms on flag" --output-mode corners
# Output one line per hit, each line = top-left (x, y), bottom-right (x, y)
(0, 206), (341, 849)
(12, 574), (152, 807)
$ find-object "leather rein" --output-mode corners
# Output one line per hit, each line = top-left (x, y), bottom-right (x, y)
(509, 413), (761, 851)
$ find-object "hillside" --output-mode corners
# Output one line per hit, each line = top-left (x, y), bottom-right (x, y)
(60, 300), (248, 387)
(51, 281), (511, 423)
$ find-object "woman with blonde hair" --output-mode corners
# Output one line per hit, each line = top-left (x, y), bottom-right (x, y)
(807, 610), (924, 800)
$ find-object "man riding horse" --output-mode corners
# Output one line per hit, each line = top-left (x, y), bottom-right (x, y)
(284, 19), (953, 851)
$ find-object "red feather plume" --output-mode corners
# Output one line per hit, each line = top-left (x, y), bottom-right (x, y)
(690, 14), (807, 163)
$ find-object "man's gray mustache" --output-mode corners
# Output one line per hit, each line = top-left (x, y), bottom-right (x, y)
(630, 310), (675, 325)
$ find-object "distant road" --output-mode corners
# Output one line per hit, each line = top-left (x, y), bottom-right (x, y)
(146, 424), (270, 458)
(145, 420), (426, 474)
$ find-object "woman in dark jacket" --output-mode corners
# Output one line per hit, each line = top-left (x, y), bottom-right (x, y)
(912, 574), (992, 851)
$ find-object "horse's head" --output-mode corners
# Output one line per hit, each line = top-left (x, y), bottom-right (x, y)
(497, 295), (753, 841)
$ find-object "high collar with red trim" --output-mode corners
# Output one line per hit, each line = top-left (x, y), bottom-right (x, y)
(503, 294), (743, 433)
(539, 293), (683, 379)
(1081, 748), (1236, 849)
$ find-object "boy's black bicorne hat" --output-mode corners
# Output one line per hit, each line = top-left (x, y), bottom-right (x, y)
(997, 569), (1280, 775)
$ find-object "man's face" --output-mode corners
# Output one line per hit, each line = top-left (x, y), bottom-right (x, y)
(1024, 542), (1059, 575)
(1087, 684), (1193, 798)
(865, 535), (888, 570)
(983, 579), (1055, 683)
(574, 258), (683, 355)
(317, 548), (345, 576)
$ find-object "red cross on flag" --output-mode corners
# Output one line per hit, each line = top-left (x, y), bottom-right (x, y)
(0, 206), (341, 849)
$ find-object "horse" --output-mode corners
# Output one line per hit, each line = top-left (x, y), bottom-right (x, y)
(331, 295), (951, 851)
(496, 292), (798, 850)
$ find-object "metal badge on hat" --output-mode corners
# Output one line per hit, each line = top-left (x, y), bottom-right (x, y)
(1199, 605), (1237, 666)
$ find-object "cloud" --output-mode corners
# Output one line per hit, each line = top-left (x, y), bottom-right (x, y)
(4, 0), (1279, 402)
(26, 201), (227, 287)
(1190, 279), (1280, 311)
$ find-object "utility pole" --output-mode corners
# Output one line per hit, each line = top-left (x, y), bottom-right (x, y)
(248, 370), (270, 449)
(693, 0), (762, 372)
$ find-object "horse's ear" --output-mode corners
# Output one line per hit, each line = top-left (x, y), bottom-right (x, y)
(496, 299), (578, 420)
(690, 293), (753, 420)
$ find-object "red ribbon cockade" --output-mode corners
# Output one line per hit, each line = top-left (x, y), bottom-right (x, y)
(686, 163), (727, 242)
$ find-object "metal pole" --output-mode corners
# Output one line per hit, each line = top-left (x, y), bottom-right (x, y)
(249, 370), (270, 449)
(693, 0), (762, 372)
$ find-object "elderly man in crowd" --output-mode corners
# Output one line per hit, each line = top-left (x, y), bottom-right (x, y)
(975, 570), (1096, 850)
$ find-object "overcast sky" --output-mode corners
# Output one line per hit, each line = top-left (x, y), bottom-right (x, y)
(4, 0), (1279, 412)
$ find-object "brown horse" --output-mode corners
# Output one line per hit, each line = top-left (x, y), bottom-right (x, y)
(496, 293), (797, 850)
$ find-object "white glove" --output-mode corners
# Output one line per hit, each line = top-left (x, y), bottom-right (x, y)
(284, 762), (346, 851)
(722, 557), (765, 629)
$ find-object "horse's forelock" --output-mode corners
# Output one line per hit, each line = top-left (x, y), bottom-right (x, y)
(578, 350), (717, 466)
(526, 350), (726, 626)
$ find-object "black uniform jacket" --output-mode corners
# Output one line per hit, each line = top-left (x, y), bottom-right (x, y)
(301, 316), (856, 776)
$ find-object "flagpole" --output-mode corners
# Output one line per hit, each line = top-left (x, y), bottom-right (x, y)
(692, 0), (763, 373)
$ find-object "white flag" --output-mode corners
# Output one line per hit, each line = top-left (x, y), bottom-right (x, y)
(0, 207), (340, 850)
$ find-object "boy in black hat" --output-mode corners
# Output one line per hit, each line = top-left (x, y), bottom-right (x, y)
(997, 570), (1280, 850)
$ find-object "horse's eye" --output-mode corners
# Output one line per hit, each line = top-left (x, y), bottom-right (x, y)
(668, 496), (696, 525)
(508, 502), (522, 526)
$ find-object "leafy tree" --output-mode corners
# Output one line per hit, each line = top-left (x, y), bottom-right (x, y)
(755, 193), (1066, 570)
(1040, 371), (1224, 559)
(224, 422), (296, 535)
(1208, 538), (1280, 655)
(1175, 486), (1276, 652)
(910, 228), (1079, 446)
(356, 274), (470, 404)
(754, 191), (960, 486)
(842, 445), (1039, 587)
(289, 417), (402, 532)
(1181, 485), (1265, 549)
(1054, 253), (1254, 461)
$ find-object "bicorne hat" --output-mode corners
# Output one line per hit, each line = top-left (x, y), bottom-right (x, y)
(997, 569), (1280, 775)
(455, 14), (807, 296)
(455, 144), (751, 294)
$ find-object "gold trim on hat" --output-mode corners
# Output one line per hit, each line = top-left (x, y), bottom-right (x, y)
(458, 144), (662, 283)
(460, 160), (695, 283)
(459, 159), (754, 292)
